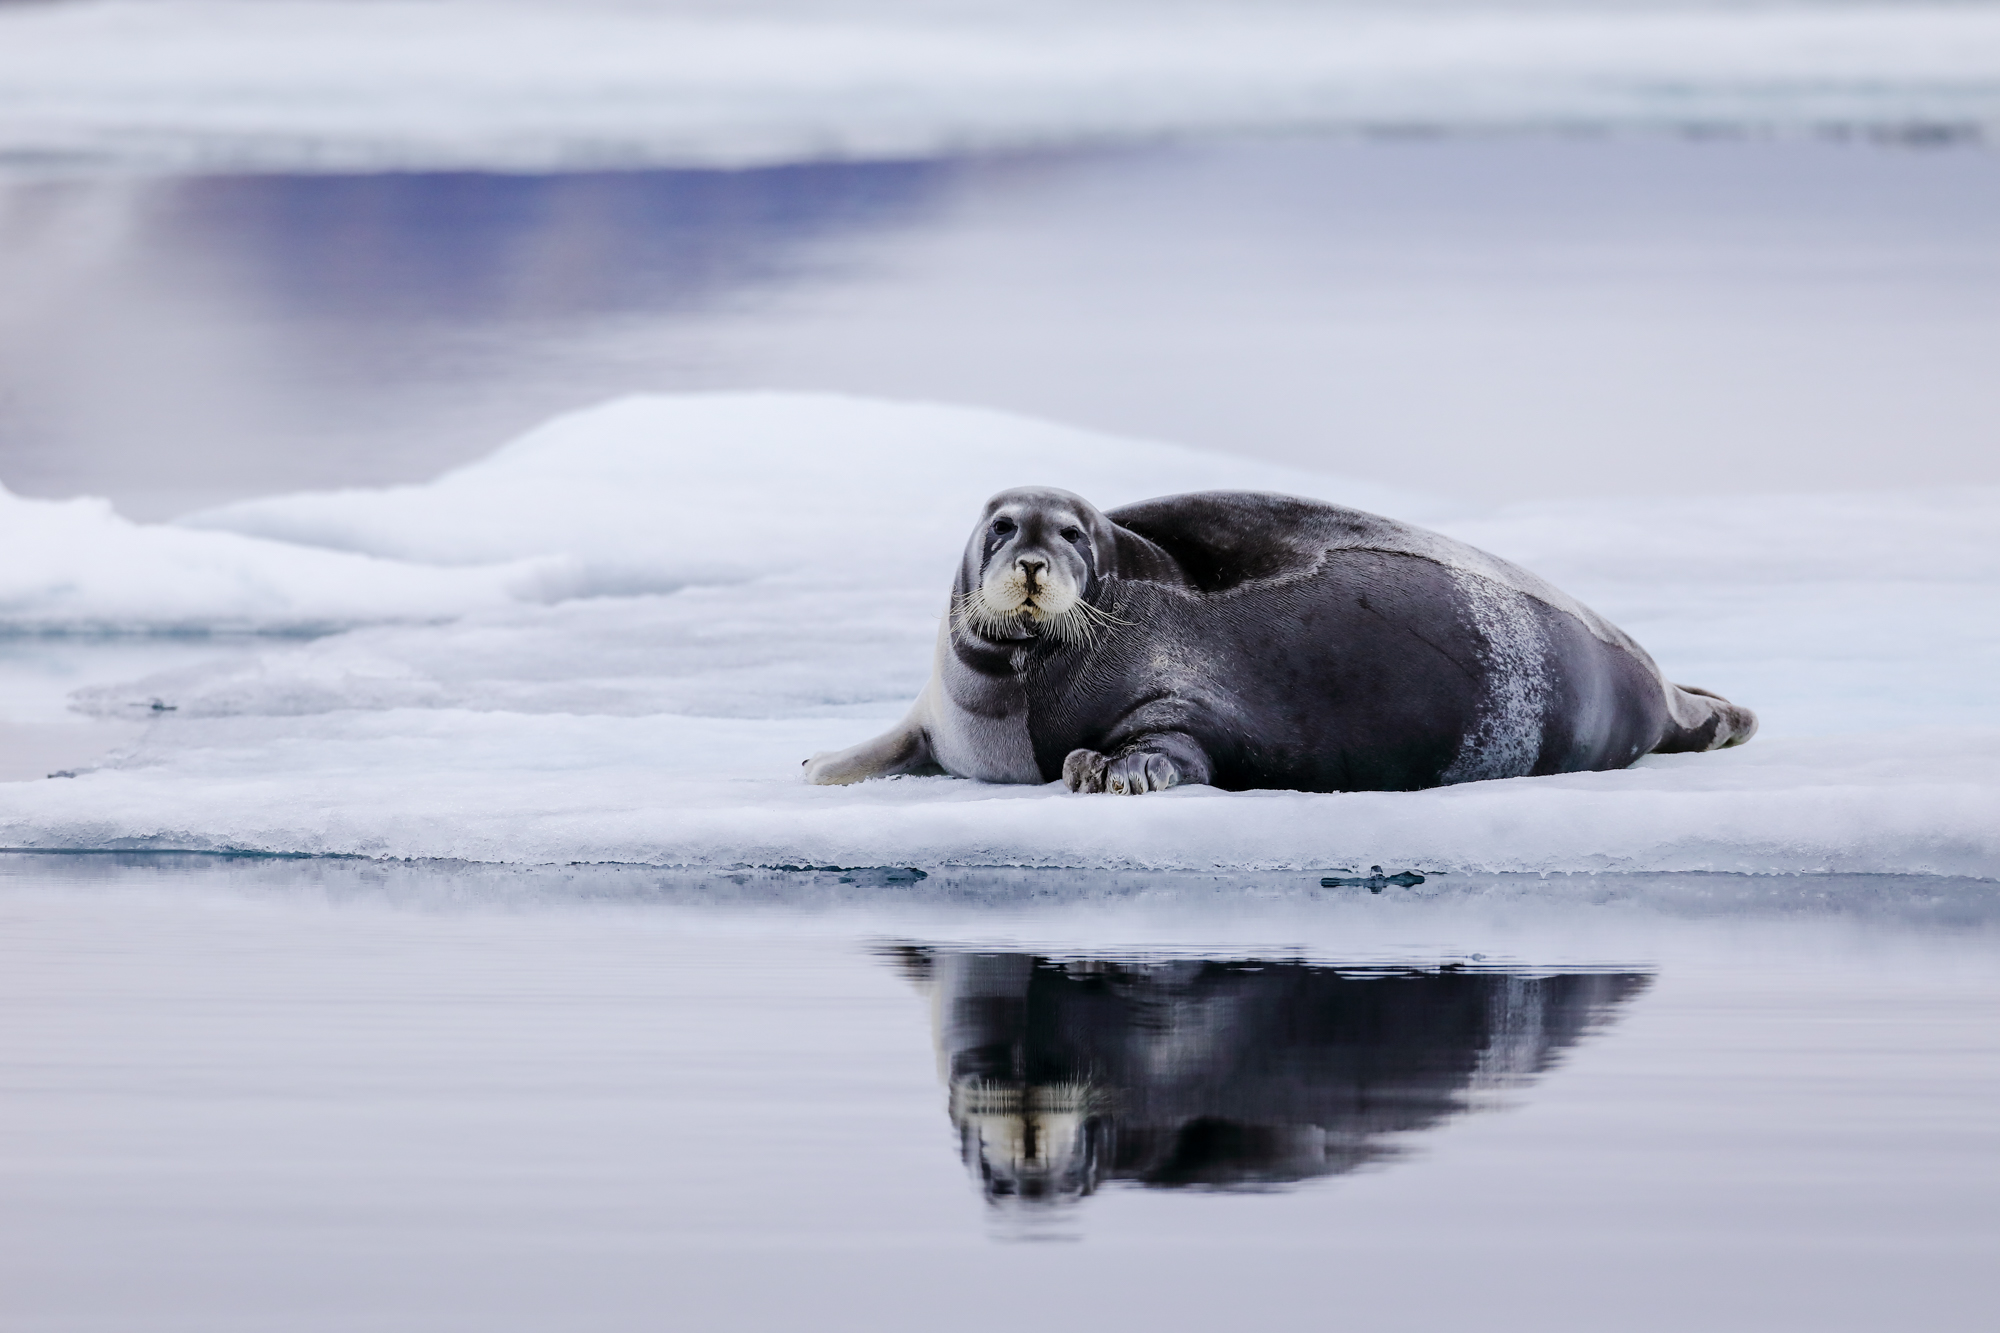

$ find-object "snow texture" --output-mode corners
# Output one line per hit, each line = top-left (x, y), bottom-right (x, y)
(0, 392), (1994, 877)
(4, 1), (2000, 177)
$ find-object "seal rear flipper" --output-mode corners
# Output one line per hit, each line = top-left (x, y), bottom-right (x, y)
(803, 720), (942, 785)
(1652, 683), (1759, 754)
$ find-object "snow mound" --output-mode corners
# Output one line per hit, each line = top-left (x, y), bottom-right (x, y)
(2, 391), (1996, 879)
(4, 1), (2000, 177)
(180, 392), (1431, 577)
(3, 394), (1422, 633)
(0, 484), (529, 633)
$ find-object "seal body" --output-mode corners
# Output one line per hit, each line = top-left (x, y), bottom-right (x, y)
(804, 489), (1755, 794)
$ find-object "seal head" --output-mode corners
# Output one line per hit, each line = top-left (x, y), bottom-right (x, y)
(949, 487), (1139, 651)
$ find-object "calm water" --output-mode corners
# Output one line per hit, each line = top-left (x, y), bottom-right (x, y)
(4, 136), (1999, 519)
(2, 854), (1995, 1330)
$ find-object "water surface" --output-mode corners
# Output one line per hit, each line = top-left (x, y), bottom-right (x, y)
(5, 136), (1997, 519)
(3, 855), (1993, 1330)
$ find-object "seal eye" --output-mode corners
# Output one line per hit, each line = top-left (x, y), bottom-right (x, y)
(991, 518), (1016, 536)
(1060, 526), (1084, 544)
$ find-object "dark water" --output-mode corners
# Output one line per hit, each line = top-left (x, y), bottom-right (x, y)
(4, 136), (1998, 520)
(2, 854), (1994, 1330)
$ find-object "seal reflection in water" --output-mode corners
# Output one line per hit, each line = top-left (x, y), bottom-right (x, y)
(883, 947), (1650, 1203)
(805, 489), (1756, 792)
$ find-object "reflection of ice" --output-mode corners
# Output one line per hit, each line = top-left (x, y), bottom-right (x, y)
(0, 165), (955, 518)
(893, 948), (1649, 1203)
(8, 138), (2000, 521)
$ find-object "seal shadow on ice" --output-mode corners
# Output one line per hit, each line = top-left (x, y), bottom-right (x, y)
(806, 489), (1756, 794)
(882, 946), (1652, 1204)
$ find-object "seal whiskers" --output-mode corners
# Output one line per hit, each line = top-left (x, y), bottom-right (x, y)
(949, 589), (1029, 642)
(951, 589), (1124, 650)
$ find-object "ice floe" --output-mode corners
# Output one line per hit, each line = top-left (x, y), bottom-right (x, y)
(0, 392), (1995, 877)
(4, 1), (2000, 176)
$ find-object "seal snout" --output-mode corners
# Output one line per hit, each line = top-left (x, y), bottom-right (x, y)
(1016, 555), (1047, 601)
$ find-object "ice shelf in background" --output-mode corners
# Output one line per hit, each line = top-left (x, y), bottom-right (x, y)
(4, 1), (2000, 176)
(0, 392), (1995, 877)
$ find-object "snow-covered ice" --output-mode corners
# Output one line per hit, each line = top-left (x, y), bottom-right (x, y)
(0, 392), (1993, 876)
(5, 1), (2000, 176)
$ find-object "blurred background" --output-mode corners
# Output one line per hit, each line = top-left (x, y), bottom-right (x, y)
(2, 0), (1997, 519)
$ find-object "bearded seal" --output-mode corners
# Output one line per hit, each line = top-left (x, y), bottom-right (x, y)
(803, 488), (1755, 794)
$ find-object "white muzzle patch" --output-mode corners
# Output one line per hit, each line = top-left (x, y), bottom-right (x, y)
(957, 559), (1118, 648)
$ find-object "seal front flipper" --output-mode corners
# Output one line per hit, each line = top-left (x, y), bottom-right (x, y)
(803, 714), (942, 785)
(1062, 733), (1213, 795)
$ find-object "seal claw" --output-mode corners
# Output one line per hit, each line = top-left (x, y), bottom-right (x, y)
(1068, 748), (1177, 795)
(1062, 748), (1108, 794)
